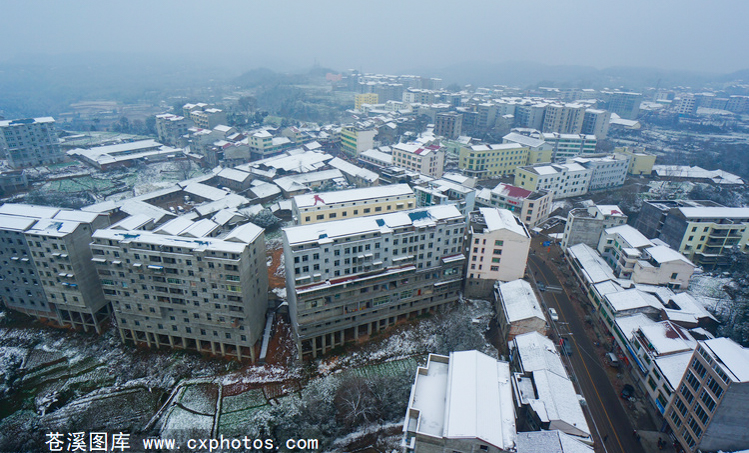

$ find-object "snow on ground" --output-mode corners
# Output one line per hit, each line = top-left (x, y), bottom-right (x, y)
(272, 287), (287, 299)
(274, 252), (285, 277)
(218, 364), (300, 386)
(690, 274), (734, 315)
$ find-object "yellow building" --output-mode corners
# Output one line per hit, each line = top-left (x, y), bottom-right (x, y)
(458, 143), (529, 178)
(615, 147), (656, 175)
(341, 125), (377, 156)
(354, 93), (379, 110)
(292, 184), (416, 225)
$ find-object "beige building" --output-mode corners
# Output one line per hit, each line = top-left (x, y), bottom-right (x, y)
(354, 93), (379, 110)
(91, 222), (268, 361)
(542, 103), (586, 134)
(0, 204), (112, 332)
(514, 162), (592, 199)
(458, 143), (530, 178)
(402, 351), (516, 453)
(466, 208), (531, 298)
(481, 183), (553, 228)
(392, 143), (445, 178)
(616, 146), (656, 175)
(291, 184), (415, 225)
(341, 124), (377, 156)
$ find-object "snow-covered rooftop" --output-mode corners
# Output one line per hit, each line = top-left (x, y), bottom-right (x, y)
(529, 369), (590, 438)
(605, 224), (652, 249)
(638, 321), (696, 356)
(515, 430), (593, 453)
(702, 338), (749, 382)
(497, 280), (545, 324)
(567, 244), (616, 284)
(605, 288), (662, 313)
(328, 157), (379, 183)
(654, 351), (693, 390)
(512, 331), (566, 378)
(293, 184), (412, 208)
(477, 207), (528, 236)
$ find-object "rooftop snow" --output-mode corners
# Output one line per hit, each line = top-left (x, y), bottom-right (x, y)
(294, 184), (412, 208)
(110, 214), (153, 231)
(512, 331), (567, 378)
(605, 224), (652, 249)
(567, 244), (616, 284)
(274, 170), (344, 193)
(605, 288), (662, 313)
(0, 203), (61, 219)
(615, 314), (657, 342)
(654, 351), (693, 390)
(328, 157), (379, 183)
(516, 430), (593, 453)
(702, 338), (749, 382)
(678, 206), (749, 220)
(478, 207), (528, 236)
(645, 245), (693, 265)
(596, 205), (625, 217)
(638, 322), (696, 356)
(0, 213), (37, 232)
(503, 132), (546, 148)
(497, 280), (544, 323)
(217, 168), (251, 183)
(530, 369), (590, 437)
(492, 183), (532, 199)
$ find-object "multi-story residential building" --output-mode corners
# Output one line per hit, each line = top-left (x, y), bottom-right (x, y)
(0, 168), (29, 194)
(413, 178), (476, 216)
(402, 351), (516, 453)
(597, 225), (695, 289)
(514, 103), (547, 130)
(571, 154), (629, 191)
(726, 95), (749, 114)
(615, 147), (656, 175)
(581, 109), (611, 139)
(541, 103), (585, 134)
(354, 93), (379, 110)
(0, 117), (63, 168)
(494, 279), (546, 342)
(599, 91), (642, 119)
(283, 205), (466, 359)
(480, 183), (552, 228)
(502, 132), (553, 164)
(155, 113), (189, 146)
(674, 95), (698, 116)
(91, 222), (268, 361)
(291, 184), (416, 225)
(434, 112), (463, 139)
(190, 108), (227, 129)
(514, 162), (592, 199)
(392, 143), (445, 178)
(341, 124), (377, 156)
(458, 143), (529, 178)
(561, 204), (627, 251)
(540, 132), (597, 162)
(664, 338), (749, 453)
(466, 208), (531, 297)
(0, 204), (112, 332)
(635, 200), (749, 268)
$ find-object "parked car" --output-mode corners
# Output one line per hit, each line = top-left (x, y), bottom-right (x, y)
(548, 307), (559, 322)
(606, 352), (620, 367)
(537, 281), (546, 292)
(561, 337), (573, 356)
(620, 384), (635, 399)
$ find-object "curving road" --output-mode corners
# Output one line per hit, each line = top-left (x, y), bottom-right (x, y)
(528, 250), (644, 453)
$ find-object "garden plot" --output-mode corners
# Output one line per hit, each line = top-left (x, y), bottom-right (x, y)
(178, 383), (218, 415)
(221, 389), (267, 413)
(217, 406), (268, 437)
(160, 405), (215, 438)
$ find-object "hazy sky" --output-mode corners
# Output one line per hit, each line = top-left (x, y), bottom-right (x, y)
(1, 0), (747, 74)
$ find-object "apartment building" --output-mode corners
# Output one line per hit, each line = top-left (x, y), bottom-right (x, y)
(635, 200), (749, 268)
(664, 338), (749, 453)
(502, 132), (554, 164)
(434, 112), (463, 139)
(541, 103), (585, 135)
(480, 183), (552, 228)
(90, 222), (267, 361)
(514, 103), (547, 130)
(392, 143), (445, 178)
(283, 205), (466, 359)
(540, 133), (597, 162)
(354, 93), (379, 110)
(0, 117), (64, 168)
(458, 143), (529, 178)
(191, 108), (227, 129)
(615, 147), (656, 175)
(571, 154), (629, 191)
(155, 113), (189, 146)
(291, 184), (416, 225)
(581, 109), (611, 139)
(514, 162), (592, 199)
(599, 91), (642, 119)
(466, 208), (531, 298)
(341, 124), (377, 156)
(0, 204), (112, 332)
(597, 225), (695, 289)
(561, 204), (627, 251)
(402, 351), (516, 453)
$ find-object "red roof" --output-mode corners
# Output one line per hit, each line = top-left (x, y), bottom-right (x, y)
(499, 183), (532, 199)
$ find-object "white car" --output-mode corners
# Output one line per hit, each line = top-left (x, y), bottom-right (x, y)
(548, 307), (559, 322)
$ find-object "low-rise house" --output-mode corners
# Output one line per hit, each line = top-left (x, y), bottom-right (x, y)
(495, 280), (547, 342)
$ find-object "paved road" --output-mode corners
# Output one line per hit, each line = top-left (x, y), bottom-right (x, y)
(529, 251), (644, 453)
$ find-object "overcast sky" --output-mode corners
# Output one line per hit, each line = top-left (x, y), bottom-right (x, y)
(1, 0), (747, 75)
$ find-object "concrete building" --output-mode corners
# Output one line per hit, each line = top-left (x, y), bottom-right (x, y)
(434, 112), (463, 139)
(480, 183), (553, 228)
(292, 184), (415, 225)
(402, 351), (517, 453)
(190, 107), (227, 129)
(392, 143), (445, 179)
(674, 95), (698, 116)
(561, 204), (627, 251)
(514, 103), (547, 130)
(494, 279), (546, 342)
(0, 117), (63, 168)
(358, 148), (393, 170)
(68, 139), (183, 171)
(91, 222), (268, 361)
(514, 162), (592, 199)
(581, 109), (611, 139)
(502, 132), (554, 164)
(341, 124), (377, 156)
(413, 178), (476, 217)
(540, 133), (597, 162)
(597, 225), (695, 289)
(542, 103), (585, 135)
(155, 114), (189, 146)
(615, 147), (656, 175)
(635, 200), (749, 269)
(354, 93), (379, 110)
(466, 208), (531, 298)
(571, 154), (629, 191)
(664, 338), (749, 453)
(0, 204), (112, 332)
(458, 143), (529, 178)
(283, 205), (466, 359)
(599, 91), (642, 119)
